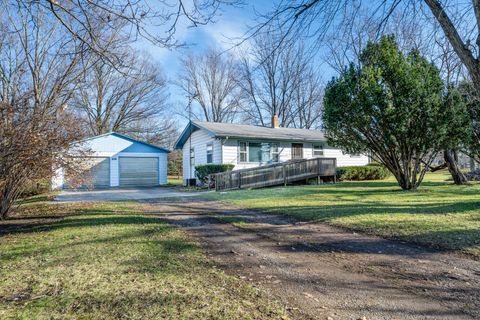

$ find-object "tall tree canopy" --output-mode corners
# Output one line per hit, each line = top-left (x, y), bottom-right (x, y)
(73, 49), (172, 142)
(239, 28), (323, 128)
(178, 49), (241, 123)
(323, 36), (465, 190)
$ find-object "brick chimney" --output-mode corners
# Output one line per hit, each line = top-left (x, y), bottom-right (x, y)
(271, 114), (280, 128)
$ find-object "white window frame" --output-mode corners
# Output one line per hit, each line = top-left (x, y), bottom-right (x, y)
(206, 143), (213, 163)
(271, 143), (280, 162)
(238, 141), (248, 163)
(238, 141), (280, 163)
(313, 144), (324, 157)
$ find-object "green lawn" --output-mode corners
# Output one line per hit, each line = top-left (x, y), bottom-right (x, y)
(0, 201), (287, 320)
(206, 171), (480, 258)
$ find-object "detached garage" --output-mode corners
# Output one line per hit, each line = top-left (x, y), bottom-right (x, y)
(53, 132), (169, 189)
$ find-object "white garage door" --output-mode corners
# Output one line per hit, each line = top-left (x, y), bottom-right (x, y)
(66, 157), (110, 189)
(119, 157), (159, 187)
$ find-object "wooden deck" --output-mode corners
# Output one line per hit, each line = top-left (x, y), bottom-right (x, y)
(213, 158), (337, 191)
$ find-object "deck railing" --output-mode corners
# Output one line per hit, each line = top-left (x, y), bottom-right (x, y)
(213, 157), (337, 191)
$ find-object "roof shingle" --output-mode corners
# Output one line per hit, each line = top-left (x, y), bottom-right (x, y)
(195, 121), (325, 141)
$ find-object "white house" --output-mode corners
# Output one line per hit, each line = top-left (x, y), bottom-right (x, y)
(52, 132), (169, 189)
(174, 118), (369, 185)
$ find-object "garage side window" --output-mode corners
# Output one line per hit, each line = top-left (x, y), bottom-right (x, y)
(206, 143), (213, 163)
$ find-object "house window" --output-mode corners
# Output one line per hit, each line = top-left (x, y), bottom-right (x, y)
(271, 143), (279, 162)
(248, 142), (262, 162)
(239, 142), (247, 162)
(350, 153), (362, 158)
(313, 144), (324, 157)
(238, 141), (280, 163)
(206, 143), (213, 163)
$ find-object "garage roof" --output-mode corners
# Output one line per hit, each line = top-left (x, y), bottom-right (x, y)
(174, 121), (326, 149)
(78, 132), (170, 153)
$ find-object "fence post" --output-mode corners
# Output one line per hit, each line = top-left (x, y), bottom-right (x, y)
(283, 164), (287, 186)
(238, 172), (242, 189)
(333, 158), (337, 183)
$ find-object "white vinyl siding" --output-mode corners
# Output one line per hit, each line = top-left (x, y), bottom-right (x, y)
(221, 138), (368, 170)
(181, 129), (221, 181)
(178, 128), (369, 178)
(323, 148), (369, 166)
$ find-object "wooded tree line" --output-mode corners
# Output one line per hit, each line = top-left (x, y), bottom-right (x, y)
(177, 27), (324, 129)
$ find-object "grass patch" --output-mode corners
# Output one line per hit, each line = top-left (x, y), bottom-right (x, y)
(167, 176), (183, 186)
(215, 215), (249, 226)
(205, 171), (480, 258)
(0, 202), (287, 319)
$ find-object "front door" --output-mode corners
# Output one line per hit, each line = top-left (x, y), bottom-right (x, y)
(292, 143), (304, 160)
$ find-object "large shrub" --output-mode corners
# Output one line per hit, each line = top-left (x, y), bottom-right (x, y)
(337, 165), (390, 181)
(195, 164), (235, 183)
(323, 35), (467, 190)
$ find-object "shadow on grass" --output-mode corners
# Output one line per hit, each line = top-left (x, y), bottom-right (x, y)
(0, 213), (165, 236)
(0, 213), (199, 266)
(265, 200), (480, 220)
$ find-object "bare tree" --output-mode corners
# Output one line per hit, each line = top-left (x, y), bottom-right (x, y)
(178, 49), (241, 122)
(73, 50), (170, 138)
(8, 0), (242, 61)
(0, 4), (89, 219)
(290, 70), (323, 129)
(254, 1), (480, 97)
(239, 28), (322, 128)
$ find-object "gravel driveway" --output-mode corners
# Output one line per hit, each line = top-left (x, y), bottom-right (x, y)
(140, 198), (480, 320)
(55, 187), (203, 202)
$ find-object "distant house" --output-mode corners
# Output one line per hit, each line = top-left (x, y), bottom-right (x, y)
(53, 132), (169, 189)
(174, 117), (369, 185)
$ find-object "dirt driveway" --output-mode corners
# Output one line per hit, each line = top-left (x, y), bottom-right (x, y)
(141, 198), (480, 320)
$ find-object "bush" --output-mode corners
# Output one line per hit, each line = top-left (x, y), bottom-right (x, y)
(336, 165), (390, 181)
(19, 179), (51, 198)
(195, 164), (235, 183)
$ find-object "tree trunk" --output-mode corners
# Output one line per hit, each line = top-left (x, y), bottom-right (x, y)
(444, 149), (468, 184)
(424, 0), (480, 95)
(0, 195), (10, 220)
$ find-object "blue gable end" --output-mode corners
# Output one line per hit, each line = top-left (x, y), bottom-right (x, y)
(79, 132), (169, 154)
(120, 141), (165, 153)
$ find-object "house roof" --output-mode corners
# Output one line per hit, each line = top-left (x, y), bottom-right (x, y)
(78, 132), (170, 153)
(174, 121), (326, 149)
